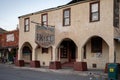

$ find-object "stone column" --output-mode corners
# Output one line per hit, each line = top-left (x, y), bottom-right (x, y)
(52, 46), (56, 61)
(49, 46), (61, 69)
(109, 46), (115, 63)
(30, 48), (40, 68)
(74, 46), (88, 71)
(15, 48), (24, 67)
(104, 40), (115, 73)
(17, 48), (22, 60)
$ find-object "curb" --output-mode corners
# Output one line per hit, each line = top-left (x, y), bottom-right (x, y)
(4, 63), (108, 77)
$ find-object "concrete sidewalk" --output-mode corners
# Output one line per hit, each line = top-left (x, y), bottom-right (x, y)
(4, 63), (108, 79)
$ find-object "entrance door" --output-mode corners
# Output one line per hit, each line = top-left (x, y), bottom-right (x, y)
(60, 40), (76, 63)
(68, 42), (76, 62)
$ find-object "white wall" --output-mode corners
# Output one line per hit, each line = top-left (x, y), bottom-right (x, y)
(36, 47), (51, 66)
(83, 39), (109, 69)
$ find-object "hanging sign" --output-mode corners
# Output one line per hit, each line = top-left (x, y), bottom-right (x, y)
(35, 25), (55, 48)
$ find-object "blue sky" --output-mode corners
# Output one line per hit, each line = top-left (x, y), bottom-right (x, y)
(0, 0), (71, 31)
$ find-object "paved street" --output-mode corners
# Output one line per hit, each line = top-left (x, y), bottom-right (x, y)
(0, 64), (107, 80)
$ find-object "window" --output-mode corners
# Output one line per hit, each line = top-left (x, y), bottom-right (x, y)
(6, 34), (14, 42)
(41, 13), (48, 26)
(91, 37), (102, 53)
(113, 0), (119, 27)
(92, 64), (97, 68)
(42, 48), (48, 53)
(24, 18), (30, 32)
(63, 8), (71, 26)
(90, 2), (100, 22)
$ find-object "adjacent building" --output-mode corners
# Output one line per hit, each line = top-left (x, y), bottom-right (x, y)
(0, 28), (7, 58)
(17, 0), (120, 71)
(0, 30), (19, 63)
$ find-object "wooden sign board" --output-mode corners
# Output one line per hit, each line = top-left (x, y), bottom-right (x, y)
(35, 25), (55, 48)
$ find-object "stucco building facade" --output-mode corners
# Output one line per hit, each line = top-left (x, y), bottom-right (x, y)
(17, 0), (120, 71)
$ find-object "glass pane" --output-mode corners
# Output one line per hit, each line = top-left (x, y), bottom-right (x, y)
(65, 18), (70, 25)
(92, 3), (98, 12)
(26, 25), (29, 31)
(43, 22), (47, 25)
(25, 19), (29, 25)
(64, 10), (70, 18)
(43, 15), (47, 21)
(92, 12), (98, 21)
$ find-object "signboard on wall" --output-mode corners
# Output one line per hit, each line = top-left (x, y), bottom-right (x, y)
(6, 34), (14, 42)
(114, 0), (119, 27)
(35, 25), (55, 48)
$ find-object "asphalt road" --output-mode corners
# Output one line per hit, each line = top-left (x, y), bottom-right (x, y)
(0, 64), (107, 80)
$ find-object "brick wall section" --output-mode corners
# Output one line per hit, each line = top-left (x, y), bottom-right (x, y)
(1, 30), (19, 47)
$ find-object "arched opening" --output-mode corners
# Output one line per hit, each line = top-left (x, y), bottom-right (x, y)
(82, 36), (109, 70)
(57, 38), (77, 67)
(21, 42), (32, 63)
(8, 48), (18, 63)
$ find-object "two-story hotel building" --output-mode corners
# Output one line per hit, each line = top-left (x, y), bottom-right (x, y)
(17, 0), (120, 71)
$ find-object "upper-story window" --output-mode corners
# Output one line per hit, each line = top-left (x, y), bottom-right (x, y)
(6, 34), (14, 42)
(63, 8), (71, 26)
(90, 1), (100, 22)
(24, 18), (30, 32)
(41, 13), (48, 26)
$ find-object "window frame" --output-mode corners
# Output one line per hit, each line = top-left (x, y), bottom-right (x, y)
(24, 18), (30, 32)
(63, 8), (71, 26)
(41, 13), (48, 26)
(90, 1), (100, 22)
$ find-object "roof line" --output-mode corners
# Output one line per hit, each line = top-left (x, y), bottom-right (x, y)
(19, 0), (95, 18)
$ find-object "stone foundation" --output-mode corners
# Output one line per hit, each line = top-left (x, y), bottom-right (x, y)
(49, 61), (61, 69)
(74, 62), (88, 71)
(15, 60), (24, 67)
(30, 61), (40, 68)
(104, 63), (109, 73)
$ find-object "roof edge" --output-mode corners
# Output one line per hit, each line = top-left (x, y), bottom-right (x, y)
(19, 0), (96, 18)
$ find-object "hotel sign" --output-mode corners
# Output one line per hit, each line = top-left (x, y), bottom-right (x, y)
(35, 25), (55, 48)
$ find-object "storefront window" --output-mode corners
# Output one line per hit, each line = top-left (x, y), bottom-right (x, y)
(91, 37), (102, 53)
(42, 48), (48, 53)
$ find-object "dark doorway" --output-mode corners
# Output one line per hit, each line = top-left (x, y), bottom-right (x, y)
(59, 39), (76, 63)
(22, 46), (32, 63)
